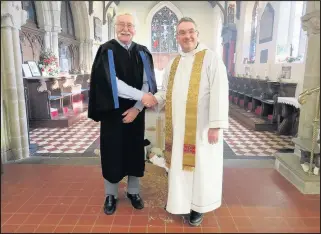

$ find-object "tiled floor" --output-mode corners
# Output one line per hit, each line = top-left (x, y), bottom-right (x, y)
(223, 118), (294, 157)
(29, 115), (293, 158)
(1, 164), (320, 233)
(30, 118), (100, 154)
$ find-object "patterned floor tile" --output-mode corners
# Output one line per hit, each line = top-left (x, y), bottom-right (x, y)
(223, 117), (294, 157)
(30, 115), (294, 157)
(30, 117), (100, 154)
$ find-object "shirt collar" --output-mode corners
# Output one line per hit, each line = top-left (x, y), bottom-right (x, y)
(115, 38), (132, 49)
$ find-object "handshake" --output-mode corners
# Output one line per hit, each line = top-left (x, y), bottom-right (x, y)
(141, 92), (158, 108)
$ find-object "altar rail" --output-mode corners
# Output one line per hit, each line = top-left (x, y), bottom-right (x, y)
(23, 74), (90, 128)
(228, 76), (299, 135)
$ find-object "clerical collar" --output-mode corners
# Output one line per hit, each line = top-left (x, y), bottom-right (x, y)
(115, 38), (132, 50)
(181, 43), (199, 54)
(179, 43), (207, 57)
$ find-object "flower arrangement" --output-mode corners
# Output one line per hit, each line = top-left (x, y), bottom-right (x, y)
(38, 49), (60, 77)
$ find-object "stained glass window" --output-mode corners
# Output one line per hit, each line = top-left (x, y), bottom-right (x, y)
(228, 4), (235, 24)
(151, 6), (178, 53)
(249, 2), (258, 62)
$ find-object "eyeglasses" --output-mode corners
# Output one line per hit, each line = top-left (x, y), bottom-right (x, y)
(116, 23), (135, 29)
(177, 30), (198, 36)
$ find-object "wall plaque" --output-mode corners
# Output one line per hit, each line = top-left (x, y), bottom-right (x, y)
(281, 66), (291, 79)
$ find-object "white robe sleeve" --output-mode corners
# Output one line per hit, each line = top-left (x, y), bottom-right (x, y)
(208, 54), (229, 129)
(153, 60), (173, 112)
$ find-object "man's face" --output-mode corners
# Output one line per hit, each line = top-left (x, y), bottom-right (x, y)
(176, 21), (198, 53)
(115, 15), (136, 44)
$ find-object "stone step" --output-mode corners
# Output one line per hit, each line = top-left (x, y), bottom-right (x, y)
(275, 152), (320, 194)
(292, 137), (320, 153)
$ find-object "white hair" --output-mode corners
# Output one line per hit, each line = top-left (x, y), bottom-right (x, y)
(114, 12), (139, 27)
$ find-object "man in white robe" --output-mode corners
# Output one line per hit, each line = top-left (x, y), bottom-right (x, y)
(142, 17), (229, 226)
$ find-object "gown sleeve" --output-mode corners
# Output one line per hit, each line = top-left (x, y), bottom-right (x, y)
(88, 45), (118, 122)
(208, 52), (229, 129)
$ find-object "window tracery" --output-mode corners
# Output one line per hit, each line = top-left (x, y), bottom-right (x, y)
(151, 6), (178, 53)
(59, 1), (80, 73)
(249, 1), (258, 63)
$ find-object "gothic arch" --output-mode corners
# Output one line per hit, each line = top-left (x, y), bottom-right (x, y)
(249, 1), (259, 62)
(48, 1), (61, 31)
(145, 1), (183, 50)
(240, 1), (258, 63)
(20, 1), (47, 62)
(69, 1), (91, 41)
(107, 4), (117, 40)
(33, 1), (51, 30)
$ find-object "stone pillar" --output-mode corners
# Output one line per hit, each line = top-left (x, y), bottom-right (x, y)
(79, 41), (84, 72)
(42, 26), (51, 50)
(1, 2), (29, 161)
(86, 39), (93, 73)
(274, 3), (319, 194)
(83, 41), (88, 72)
(51, 27), (60, 59)
(296, 7), (320, 142)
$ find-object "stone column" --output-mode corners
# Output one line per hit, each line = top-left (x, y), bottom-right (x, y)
(42, 26), (51, 50)
(1, 2), (29, 161)
(83, 41), (88, 72)
(87, 39), (93, 73)
(51, 27), (60, 59)
(79, 40), (84, 72)
(51, 2), (61, 58)
(296, 7), (320, 142)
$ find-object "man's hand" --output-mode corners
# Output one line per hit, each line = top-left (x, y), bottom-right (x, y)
(122, 107), (139, 123)
(142, 92), (158, 107)
(208, 128), (219, 144)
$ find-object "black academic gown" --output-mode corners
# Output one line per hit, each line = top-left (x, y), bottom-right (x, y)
(88, 39), (157, 183)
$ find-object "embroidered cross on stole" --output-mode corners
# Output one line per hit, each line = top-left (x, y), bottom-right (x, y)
(165, 49), (207, 171)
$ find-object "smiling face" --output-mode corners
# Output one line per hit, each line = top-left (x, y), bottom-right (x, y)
(115, 14), (136, 45)
(176, 21), (199, 53)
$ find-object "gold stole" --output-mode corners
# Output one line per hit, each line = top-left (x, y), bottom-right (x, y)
(165, 49), (207, 171)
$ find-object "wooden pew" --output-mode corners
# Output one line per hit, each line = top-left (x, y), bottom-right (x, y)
(243, 78), (255, 111)
(275, 83), (298, 135)
(24, 77), (54, 121)
(45, 78), (64, 112)
(234, 78), (246, 106)
(228, 76), (286, 132)
(23, 76), (89, 128)
(75, 74), (90, 102)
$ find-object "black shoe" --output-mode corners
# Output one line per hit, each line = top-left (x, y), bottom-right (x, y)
(189, 210), (204, 226)
(126, 192), (144, 209)
(103, 195), (117, 215)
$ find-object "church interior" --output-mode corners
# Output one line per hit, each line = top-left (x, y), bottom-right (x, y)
(1, 1), (320, 233)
